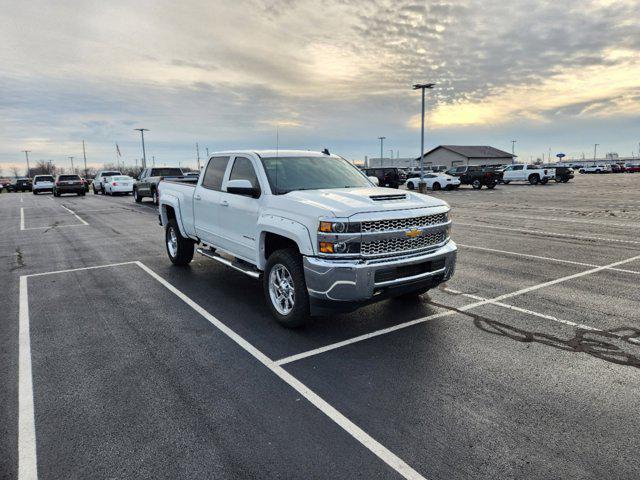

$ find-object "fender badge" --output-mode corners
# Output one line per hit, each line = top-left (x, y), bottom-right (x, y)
(405, 228), (422, 238)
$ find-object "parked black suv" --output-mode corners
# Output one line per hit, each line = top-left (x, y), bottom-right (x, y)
(363, 167), (407, 189)
(53, 174), (85, 196)
(9, 177), (32, 192)
(446, 165), (498, 189)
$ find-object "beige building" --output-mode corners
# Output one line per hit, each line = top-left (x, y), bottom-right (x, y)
(418, 145), (515, 170)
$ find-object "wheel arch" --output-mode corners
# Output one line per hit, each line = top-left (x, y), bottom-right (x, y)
(257, 217), (314, 271)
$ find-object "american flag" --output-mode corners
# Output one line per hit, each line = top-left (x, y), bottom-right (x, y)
(116, 143), (121, 157)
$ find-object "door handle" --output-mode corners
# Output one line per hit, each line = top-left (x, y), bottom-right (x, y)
(220, 200), (229, 207)
(194, 195), (201, 200)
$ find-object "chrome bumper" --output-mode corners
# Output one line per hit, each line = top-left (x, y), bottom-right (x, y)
(303, 240), (457, 304)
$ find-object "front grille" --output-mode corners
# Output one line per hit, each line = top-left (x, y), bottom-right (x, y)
(361, 212), (448, 233)
(361, 231), (446, 257)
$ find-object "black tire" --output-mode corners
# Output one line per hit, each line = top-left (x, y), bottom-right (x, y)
(263, 248), (310, 328)
(33, 191), (38, 195)
(133, 188), (142, 203)
(165, 219), (194, 266)
(79, 191), (85, 196)
(486, 182), (496, 189)
(562, 178), (569, 183)
(152, 189), (158, 205)
(502, 180), (510, 185)
(471, 179), (482, 189)
(579, 169), (585, 174)
(432, 182), (441, 191)
(528, 174), (540, 185)
(407, 181), (415, 190)
(540, 178), (549, 185)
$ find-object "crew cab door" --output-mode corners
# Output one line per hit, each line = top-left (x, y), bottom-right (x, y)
(503, 164), (524, 181)
(193, 156), (231, 245)
(217, 156), (262, 262)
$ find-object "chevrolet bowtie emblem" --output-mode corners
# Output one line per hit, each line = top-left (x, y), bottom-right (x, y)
(405, 228), (422, 238)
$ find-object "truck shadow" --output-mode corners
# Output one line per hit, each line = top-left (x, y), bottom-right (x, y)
(429, 300), (640, 369)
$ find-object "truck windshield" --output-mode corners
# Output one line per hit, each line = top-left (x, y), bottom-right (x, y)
(261, 156), (372, 194)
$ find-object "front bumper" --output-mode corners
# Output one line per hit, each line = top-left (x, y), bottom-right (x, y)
(303, 240), (457, 313)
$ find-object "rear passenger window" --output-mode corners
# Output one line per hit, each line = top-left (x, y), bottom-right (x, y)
(201, 156), (229, 190)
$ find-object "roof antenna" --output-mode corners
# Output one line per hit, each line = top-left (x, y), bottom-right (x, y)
(322, 148), (330, 155)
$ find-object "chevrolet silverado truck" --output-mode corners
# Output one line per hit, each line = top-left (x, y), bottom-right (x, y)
(501, 164), (555, 185)
(158, 150), (457, 327)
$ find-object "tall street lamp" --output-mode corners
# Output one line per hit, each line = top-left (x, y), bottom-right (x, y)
(69, 156), (74, 174)
(22, 150), (31, 177)
(511, 140), (516, 164)
(593, 143), (599, 162)
(413, 83), (435, 191)
(135, 128), (149, 169)
(378, 137), (385, 167)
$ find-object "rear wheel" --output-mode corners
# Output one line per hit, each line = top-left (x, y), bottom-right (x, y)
(528, 174), (540, 185)
(263, 249), (309, 328)
(407, 181), (415, 190)
(33, 191), (38, 195)
(471, 179), (482, 189)
(486, 182), (496, 189)
(165, 219), (194, 266)
(432, 182), (441, 191)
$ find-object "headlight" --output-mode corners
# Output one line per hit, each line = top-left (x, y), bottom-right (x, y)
(318, 220), (360, 233)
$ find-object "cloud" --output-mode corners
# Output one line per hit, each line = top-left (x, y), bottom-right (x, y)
(1, 0), (639, 174)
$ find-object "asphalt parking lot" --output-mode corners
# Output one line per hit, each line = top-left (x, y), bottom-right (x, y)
(1, 174), (639, 479)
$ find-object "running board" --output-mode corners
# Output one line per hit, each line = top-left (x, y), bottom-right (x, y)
(196, 248), (260, 279)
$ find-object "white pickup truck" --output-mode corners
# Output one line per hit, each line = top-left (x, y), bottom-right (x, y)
(158, 150), (457, 327)
(501, 164), (556, 185)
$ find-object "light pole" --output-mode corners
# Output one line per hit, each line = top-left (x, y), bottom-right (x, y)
(134, 128), (149, 169)
(196, 143), (201, 171)
(378, 137), (385, 167)
(22, 150), (31, 177)
(82, 140), (88, 178)
(593, 143), (599, 163)
(69, 156), (74, 174)
(413, 83), (435, 190)
(511, 140), (516, 164)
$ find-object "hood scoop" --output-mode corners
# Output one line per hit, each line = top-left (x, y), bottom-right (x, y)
(369, 193), (407, 202)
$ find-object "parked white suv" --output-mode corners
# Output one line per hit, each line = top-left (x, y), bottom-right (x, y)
(158, 150), (457, 327)
(32, 175), (55, 194)
(502, 164), (555, 185)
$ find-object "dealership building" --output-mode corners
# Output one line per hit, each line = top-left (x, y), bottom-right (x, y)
(417, 145), (515, 170)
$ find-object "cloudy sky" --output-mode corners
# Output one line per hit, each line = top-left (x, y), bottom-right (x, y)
(1, 0), (639, 174)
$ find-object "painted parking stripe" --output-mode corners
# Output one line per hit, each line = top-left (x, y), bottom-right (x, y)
(276, 253), (640, 365)
(455, 222), (640, 245)
(458, 244), (640, 275)
(19, 261), (428, 480)
(59, 204), (88, 225)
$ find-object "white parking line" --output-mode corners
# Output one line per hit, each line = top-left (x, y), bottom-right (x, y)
(456, 222), (640, 245)
(20, 207), (25, 230)
(458, 244), (640, 275)
(59, 204), (89, 225)
(18, 277), (38, 480)
(19, 261), (427, 480)
(25, 261), (138, 278)
(276, 253), (640, 365)
(458, 213), (640, 229)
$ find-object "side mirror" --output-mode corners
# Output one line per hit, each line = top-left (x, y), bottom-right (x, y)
(368, 176), (379, 186)
(227, 179), (259, 198)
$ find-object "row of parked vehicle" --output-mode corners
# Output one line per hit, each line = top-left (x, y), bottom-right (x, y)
(1, 174), (89, 196)
(574, 163), (640, 174)
(361, 163), (574, 191)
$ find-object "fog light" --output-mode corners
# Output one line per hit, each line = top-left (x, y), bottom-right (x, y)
(334, 242), (347, 253)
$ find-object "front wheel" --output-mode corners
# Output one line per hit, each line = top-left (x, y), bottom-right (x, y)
(432, 182), (441, 191)
(407, 181), (415, 190)
(528, 175), (540, 185)
(133, 189), (142, 203)
(263, 249), (310, 328)
(471, 179), (482, 189)
(165, 219), (194, 266)
(486, 182), (496, 189)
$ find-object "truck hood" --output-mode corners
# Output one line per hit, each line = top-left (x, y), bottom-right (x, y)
(281, 187), (447, 217)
